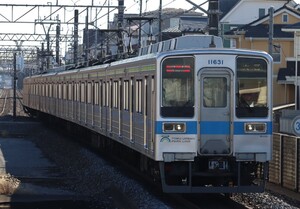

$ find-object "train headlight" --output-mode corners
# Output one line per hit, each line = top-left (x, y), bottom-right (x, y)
(163, 123), (186, 133)
(244, 123), (267, 133)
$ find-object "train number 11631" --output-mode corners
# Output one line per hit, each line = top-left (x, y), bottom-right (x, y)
(208, 59), (224, 65)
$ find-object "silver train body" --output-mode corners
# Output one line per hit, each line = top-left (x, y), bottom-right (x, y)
(23, 35), (273, 193)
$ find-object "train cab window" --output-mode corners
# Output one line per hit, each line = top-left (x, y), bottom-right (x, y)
(161, 56), (194, 117)
(236, 57), (268, 118)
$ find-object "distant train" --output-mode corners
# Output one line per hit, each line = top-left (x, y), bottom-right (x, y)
(23, 35), (273, 193)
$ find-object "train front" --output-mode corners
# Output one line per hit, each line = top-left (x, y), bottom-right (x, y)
(155, 50), (273, 193)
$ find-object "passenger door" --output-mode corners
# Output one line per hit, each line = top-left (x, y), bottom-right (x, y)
(199, 68), (232, 155)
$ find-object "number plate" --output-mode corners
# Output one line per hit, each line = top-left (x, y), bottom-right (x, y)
(208, 160), (228, 170)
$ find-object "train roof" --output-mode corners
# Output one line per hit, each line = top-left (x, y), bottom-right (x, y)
(138, 35), (223, 56)
(25, 35), (272, 80)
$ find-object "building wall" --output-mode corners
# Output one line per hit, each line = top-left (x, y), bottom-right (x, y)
(221, 0), (287, 24)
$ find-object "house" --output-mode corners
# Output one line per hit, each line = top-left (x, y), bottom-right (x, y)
(224, 1), (300, 106)
(220, 0), (289, 47)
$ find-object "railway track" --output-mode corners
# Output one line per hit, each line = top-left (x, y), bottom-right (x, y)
(0, 89), (9, 116)
(0, 88), (26, 118)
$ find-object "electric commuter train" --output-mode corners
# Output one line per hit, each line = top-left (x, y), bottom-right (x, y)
(23, 35), (273, 193)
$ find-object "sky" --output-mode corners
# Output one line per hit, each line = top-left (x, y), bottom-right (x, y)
(0, 0), (208, 33)
(0, 0), (209, 58)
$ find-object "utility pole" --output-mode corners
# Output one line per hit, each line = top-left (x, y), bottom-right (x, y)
(13, 52), (16, 119)
(139, 0), (142, 47)
(107, 0), (110, 55)
(208, 0), (219, 36)
(117, 0), (124, 56)
(74, 9), (79, 65)
(85, 10), (89, 66)
(56, 24), (60, 65)
(158, 0), (162, 42)
(268, 7), (274, 57)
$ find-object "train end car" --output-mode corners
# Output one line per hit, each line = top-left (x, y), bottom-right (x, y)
(155, 48), (273, 193)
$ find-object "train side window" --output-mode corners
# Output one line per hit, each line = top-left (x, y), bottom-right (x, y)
(110, 80), (113, 108)
(136, 79), (142, 113)
(113, 81), (118, 109)
(71, 83), (74, 101)
(45, 84), (48, 97)
(144, 77), (148, 116)
(94, 82), (99, 105)
(52, 85), (55, 98)
(58, 84), (62, 99)
(100, 81), (103, 107)
(103, 82), (106, 106)
(119, 79), (122, 110)
(87, 82), (92, 104)
(54, 85), (59, 99)
(49, 84), (52, 97)
(131, 78), (134, 113)
(68, 83), (72, 100)
(124, 80), (129, 111)
(106, 82), (110, 107)
(80, 82), (85, 103)
(64, 83), (68, 100)
(75, 83), (79, 101)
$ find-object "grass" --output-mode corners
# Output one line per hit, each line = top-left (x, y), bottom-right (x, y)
(0, 174), (20, 195)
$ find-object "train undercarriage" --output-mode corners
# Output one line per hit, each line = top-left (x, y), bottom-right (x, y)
(159, 158), (268, 193)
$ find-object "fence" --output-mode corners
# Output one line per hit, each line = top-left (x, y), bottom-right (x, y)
(269, 133), (300, 192)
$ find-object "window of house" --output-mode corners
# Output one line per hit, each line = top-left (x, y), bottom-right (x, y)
(282, 14), (288, 23)
(230, 39), (236, 48)
(259, 8), (265, 18)
(272, 44), (281, 63)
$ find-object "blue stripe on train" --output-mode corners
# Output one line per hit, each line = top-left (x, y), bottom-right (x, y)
(155, 121), (272, 135)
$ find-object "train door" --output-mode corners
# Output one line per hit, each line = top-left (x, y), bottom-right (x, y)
(198, 68), (233, 155)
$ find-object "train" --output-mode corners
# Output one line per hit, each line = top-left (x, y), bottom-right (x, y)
(23, 35), (273, 193)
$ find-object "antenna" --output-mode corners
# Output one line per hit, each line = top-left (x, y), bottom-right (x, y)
(209, 36), (216, 48)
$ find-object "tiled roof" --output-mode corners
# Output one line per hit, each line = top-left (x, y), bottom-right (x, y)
(243, 24), (292, 38)
(162, 26), (181, 33)
(225, 24), (293, 38)
(282, 22), (300, 30)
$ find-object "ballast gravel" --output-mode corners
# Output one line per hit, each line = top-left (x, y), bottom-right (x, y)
(31, 127), (171, 209)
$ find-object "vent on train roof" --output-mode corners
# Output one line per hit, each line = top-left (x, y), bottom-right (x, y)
(138, 35), (223, 56)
